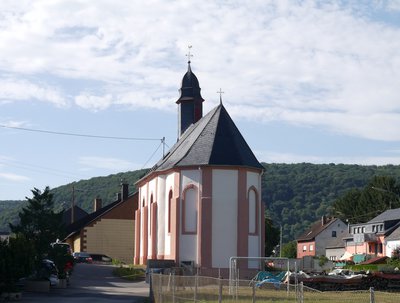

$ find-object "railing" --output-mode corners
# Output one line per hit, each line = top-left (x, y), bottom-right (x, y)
(149, 273), (399, 303)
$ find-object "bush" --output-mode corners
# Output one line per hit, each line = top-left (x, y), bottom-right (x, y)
(0, 236), (35, 292)
(113, 266), (145, 281)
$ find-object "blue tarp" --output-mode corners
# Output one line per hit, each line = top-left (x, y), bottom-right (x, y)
(253, 271), (286, 288)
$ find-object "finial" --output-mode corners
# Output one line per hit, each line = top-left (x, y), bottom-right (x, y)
(217, 88), (224, 104)
(186, 45), (193, 64)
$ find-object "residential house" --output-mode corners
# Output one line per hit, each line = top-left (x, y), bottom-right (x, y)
(134, 60), (265, 277)
(62, 205), (88, 226)
(297, 216), (348, 260)
(346, 208), (400, 260)
(385, 224), (400, 257)
(64, 182), (138, 264)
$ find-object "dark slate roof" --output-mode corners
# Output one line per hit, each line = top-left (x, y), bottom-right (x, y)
(176, 62), (204, 103)
(147, 104), (264, 174)
(297, 217), (338, 242)
(384, 222), (400, 240)
(62, 205), (88, 226)
(368, 208), (400, 223)
(64, 192), (137, 239)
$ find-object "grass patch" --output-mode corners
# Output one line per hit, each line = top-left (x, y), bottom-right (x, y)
(113, 266), (145, 281)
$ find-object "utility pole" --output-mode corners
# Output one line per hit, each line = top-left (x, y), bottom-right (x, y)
(280, 225), (283, 258)
(71, 184), (75, 224)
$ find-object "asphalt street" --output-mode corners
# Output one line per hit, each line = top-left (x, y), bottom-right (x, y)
(21, 263), (149, 303)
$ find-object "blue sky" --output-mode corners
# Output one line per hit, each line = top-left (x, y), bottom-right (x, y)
(1, 0), (400, 200)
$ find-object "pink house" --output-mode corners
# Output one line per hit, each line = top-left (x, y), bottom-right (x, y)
(345, 208), (400, 261)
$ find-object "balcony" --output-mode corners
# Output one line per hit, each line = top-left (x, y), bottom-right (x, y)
(353, 233), (377, 244)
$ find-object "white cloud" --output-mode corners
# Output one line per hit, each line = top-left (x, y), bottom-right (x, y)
(74, 94), (112, 111)
(257, 151), (400, 165)
(0, 77), (67, 106)
(0, 1), (399, 140)
(0, 172), (30, 181)
(79, 156), (137, 171)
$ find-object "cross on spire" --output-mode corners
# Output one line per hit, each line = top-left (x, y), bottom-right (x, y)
(217, 88), (224, 104)
(186, 45), (193, 63)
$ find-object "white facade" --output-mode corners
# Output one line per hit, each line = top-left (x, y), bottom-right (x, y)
(386, 240), (400, 257)
(135, 167), (263, 272)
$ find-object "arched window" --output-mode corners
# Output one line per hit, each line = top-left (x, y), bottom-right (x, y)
(142, 198), (145, 208)
(168, 190), (173, 233)
(248, 188), (258, 235)
(182, 185), (198, 234)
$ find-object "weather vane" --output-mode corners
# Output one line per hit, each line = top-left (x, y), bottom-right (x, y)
(217, 88), (224, 104)
(186, 45), (193, 63)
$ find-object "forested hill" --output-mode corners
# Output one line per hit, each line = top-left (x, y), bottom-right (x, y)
(262, 163), (400, 242)
(1, 164), (400, 242)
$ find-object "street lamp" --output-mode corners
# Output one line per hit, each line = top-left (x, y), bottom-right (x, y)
(371, 186), (400, 209)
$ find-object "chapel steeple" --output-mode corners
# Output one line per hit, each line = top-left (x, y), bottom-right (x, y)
(176, 47), (204, 138)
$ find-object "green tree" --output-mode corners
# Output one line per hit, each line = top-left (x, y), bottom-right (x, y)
(265, 213), (280, 257)
(333, 176), (400, 223)
(281, 241), (297, 259)
(9, 187), (65, 271)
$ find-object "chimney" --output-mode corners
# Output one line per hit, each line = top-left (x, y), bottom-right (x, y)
(321, 215), (327, 226)
(121, 182), (129, 201)
(94, 197), (102, 212)
(116, 192), (121, 202)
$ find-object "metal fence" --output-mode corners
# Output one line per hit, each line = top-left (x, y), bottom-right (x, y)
(150, 273), (400, 303)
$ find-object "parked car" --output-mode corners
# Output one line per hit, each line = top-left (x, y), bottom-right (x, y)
(40, 259), (60, 286)
(89, 253), (112, 263)
(73, 252), (93, 263)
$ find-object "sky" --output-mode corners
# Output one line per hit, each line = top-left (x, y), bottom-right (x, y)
(1, 0), (400, 200)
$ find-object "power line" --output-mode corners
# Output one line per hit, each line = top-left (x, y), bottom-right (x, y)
(0, 124), (161, 141)
(142, 142), (163, 169)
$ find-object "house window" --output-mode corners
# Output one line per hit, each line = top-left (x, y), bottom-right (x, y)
(362, 227), (365, 233)
(332, 231), (337, 237)
(182, 185), (198, 234)
(309, 244), (314, 251)
(378, 243), (383, 254)
(149, 195), (153, 235)
(353, 227), (357, 234)
(380, 225), (383, 231)
(142, 198), (145, 208)
(248, 188), (258, 234)
(168, 190), (173, 233)
(303, 245), (307, 252)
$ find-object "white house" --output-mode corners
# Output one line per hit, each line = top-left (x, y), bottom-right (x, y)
(385, 225), (400, 257)
(133, 60), (265, 277)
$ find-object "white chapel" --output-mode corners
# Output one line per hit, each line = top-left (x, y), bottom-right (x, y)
(133, 60), (264, 276)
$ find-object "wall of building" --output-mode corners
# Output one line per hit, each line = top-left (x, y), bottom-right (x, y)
(179, 169), (200, 265)
(297, 241), (316, 259)
(85, 218), (134, 264)
(246, 171), (262, 268)
(345, 241), (368, 255)
(386, 240), (400, 257)
(315, 220), (347, 256)
(212, 169), (238, 268)
(326, 247), (345, 261)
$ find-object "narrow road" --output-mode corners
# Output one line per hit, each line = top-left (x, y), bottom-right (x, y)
(22, 263), (149, 303)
